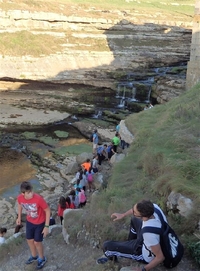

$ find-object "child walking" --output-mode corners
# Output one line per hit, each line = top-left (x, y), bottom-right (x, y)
(87, 167), (95, 192)
(57, 196), (69, 225)
(16, 181), (50, 269)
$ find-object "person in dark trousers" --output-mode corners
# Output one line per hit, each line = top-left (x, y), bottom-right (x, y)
(106, 142), (115, 162)
(112, 133), (121, 152)
(97, 144), (107, 165)
(97, 200), (166, 271)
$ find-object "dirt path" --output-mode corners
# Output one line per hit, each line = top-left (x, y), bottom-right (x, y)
(0, 227), (199, 271)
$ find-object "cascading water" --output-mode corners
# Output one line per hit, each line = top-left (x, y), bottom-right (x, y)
(116, 79), (153, 105)
(92, 110), (102, 119)
(116, 65), (186, 107)
(117, 86), (126, 108)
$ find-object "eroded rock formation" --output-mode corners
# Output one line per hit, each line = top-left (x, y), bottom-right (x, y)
(0, 5), (193, 103)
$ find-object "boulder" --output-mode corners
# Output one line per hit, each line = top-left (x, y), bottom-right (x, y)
(76, 152), (93, 165)
(64, 161), (79, 175)
(167, 191), (193, 217)
(62, 209), (83, 244)
(110, 153), (125, 164)
(119, 120), (134, 144)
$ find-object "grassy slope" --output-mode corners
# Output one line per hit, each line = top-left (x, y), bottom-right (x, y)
(0, 0), (194, 14)
(88, 84), (200, 250)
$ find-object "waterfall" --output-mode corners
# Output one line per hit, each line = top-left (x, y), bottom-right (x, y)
(146, 85), (152, 103)
(118, 97), (125, 108)
(116, 79), (152, 106)
(131, 87), (136, 102)
(115, 85), (120, 98)
(92, 110), (102, 119)
(117, 86), (126, 108)
(116, 65), (187, 107)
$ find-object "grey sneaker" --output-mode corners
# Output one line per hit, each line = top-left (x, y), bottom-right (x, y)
(25, 255), (38, 264)
(36, 257), (47, 269)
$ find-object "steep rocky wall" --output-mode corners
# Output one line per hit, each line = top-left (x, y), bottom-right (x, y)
(186, 0), (200, 90)
(0, 7), (193, 103)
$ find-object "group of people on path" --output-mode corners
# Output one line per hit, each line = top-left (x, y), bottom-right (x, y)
(92, 125), (129, 166)
(5, 124), (183, 271)
(13, 150), (100, 269)
(57, 160), (97, 225)
(14, 180), (184, 271)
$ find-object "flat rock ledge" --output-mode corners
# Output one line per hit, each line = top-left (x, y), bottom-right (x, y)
(0, 104), (70, 127)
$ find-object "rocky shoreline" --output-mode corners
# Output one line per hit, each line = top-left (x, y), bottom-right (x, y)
(0, 104), (122, 234)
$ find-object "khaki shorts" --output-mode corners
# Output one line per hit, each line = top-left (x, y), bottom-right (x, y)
(93, 143), (97, 149)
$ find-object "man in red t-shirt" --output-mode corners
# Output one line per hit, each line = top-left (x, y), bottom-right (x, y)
(16, 181), (50, 270)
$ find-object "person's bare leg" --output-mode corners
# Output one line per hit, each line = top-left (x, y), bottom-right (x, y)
(34, 241), (44, 259)
(27, 239), (37, 257)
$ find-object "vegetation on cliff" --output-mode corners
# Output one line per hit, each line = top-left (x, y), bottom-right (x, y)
(0, 0), (194, 57)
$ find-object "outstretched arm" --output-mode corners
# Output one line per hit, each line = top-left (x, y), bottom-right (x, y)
(111, 208), (133, 221)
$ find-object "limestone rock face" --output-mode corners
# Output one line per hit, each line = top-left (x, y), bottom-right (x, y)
(110, 153), (126, 164)
(119, 120), (134, 144)
(152, 76), (186, 103)
(0, 6), (193, 103)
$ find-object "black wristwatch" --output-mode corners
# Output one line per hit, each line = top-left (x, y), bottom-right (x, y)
(142, 267), (146, 271)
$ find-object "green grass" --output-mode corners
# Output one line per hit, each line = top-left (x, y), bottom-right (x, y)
(0, 31), (63, 57)
(84, 83), (200, 265)
(0, 0), (194, 57)
(0, 0), (194, 12)
(48, 0), (194, 16)
(54, 130), (69, 138)
(55, 143), (91, 156)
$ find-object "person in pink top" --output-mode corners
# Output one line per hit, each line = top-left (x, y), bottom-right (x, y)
(16, 181), (50, 270)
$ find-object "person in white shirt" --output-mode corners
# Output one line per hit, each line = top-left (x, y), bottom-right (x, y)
(97, 200), (166, 271)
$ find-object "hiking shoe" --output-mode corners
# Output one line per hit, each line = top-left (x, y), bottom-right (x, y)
(96, 257), (108, 264)
(36, 257), (47, 269)
(25, 255), (38, 264)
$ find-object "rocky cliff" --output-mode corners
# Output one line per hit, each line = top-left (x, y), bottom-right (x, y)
(0, 3), (193, 104)
(186, 0), (200, 89)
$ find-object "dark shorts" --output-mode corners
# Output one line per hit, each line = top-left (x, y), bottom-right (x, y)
(26, 220), (45, 242)
(92, 168), (98, 173)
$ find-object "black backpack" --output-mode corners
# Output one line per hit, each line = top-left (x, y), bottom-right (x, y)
(142, 208), (184, 268)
